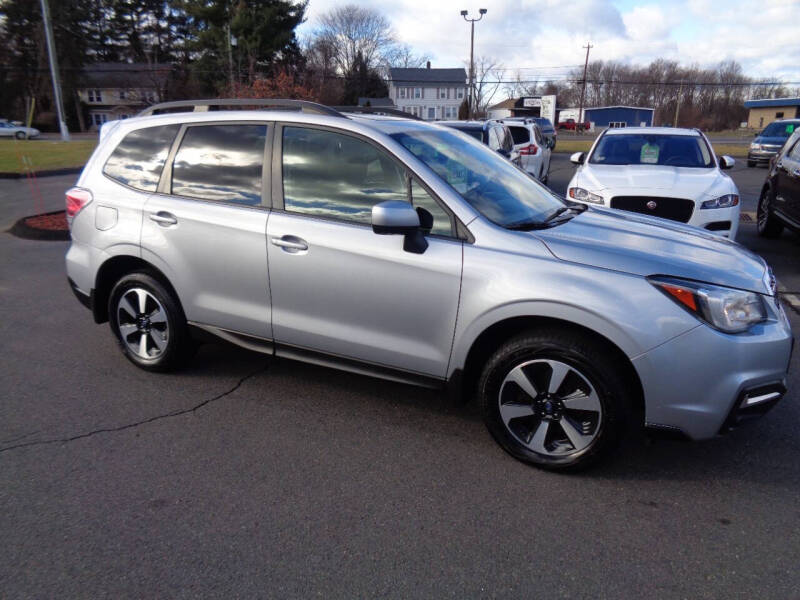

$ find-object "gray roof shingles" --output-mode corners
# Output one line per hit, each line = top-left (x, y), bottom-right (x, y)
(389, 68), (467, 86)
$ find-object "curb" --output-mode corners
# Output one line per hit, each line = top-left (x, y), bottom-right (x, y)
(8, 210), (71, 242)
(0, 167), (82, 180)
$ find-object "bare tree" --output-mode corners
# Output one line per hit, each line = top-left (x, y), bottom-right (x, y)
(386, 43), (429, 69)
(469, 55), (503, 116)
(313, 4), (396, 75)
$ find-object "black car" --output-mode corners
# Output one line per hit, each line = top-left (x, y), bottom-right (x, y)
(748, 119), (800, 167)
(439, 120), (521, 167)
(757, 128), (800, 237)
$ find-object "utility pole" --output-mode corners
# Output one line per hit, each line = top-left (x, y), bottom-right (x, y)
(673, 80), (684, 127)
(39, 0), (69, 141)
(461, 9), (487, 120)
(577, 42), (593, 129)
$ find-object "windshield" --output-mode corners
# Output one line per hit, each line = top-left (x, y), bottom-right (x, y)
(390, 127), (564, 227)
(761, 121), (798, 138)
(589, 134), (712, 168)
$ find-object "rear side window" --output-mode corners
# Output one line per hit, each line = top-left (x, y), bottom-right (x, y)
(171, 124), (267, 206)
(507, 126), (530, 145)
(103, 124), (179, 191)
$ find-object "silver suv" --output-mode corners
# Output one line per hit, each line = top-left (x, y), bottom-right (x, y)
(65, 99), (793, 470)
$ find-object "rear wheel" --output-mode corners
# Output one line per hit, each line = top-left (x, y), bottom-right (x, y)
(479, 329), (631, 471)
(109, 272), (193, 371)
(14, 131), (25, 140)
(757, 185), (784, 238)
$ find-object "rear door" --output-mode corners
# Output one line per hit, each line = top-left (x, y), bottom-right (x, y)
(140, 121), (272, 339)
(266, 124), (463, 378)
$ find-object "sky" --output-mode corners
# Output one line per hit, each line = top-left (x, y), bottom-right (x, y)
(297, 0), (800, 86)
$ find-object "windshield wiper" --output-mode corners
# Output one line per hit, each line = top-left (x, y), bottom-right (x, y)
(505, 205), (586, 231)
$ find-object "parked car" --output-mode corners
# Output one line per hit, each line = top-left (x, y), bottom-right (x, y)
(757, 127), (800, 237)
(531, 117), (556, 149)
(567, 127), (741, 239)
(748, 119), (800, 167)
(500, 118), (552, 183)
(439, 120), (521, 168)
(558, 118), (589, 132)
(65, 100), (792, 471)
(0, 119), (40, 139)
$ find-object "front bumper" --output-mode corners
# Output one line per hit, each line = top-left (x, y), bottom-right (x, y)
(748, 150), (779, 164)
(632, 302), (793, 440)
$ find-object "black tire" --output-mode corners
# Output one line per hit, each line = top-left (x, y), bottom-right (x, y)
(108, 271), (193, 371)
(478, 328), (632, 471)
(14, 131), (25, 140)
(757, 185), (784, 238)
(747, 160), (755, 168)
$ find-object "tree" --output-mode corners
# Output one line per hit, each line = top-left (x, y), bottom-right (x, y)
(470, 56), (503, 116)
(312, 4), (396, 76)
(229, 67), (317, 100)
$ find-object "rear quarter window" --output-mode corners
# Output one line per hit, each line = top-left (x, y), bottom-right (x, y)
(103, 124), (180, 191)
(507, 126), (530, 145)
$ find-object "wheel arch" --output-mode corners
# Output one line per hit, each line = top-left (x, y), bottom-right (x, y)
(93, 255), (182, 324)
(449, 314), (645, 418)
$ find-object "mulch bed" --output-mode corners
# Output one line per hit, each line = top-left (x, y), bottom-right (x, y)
(9, 210), (70, 241)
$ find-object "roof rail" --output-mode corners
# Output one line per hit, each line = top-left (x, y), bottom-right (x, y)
(332, 106), (423, 121)
(138, 98), (345, 118)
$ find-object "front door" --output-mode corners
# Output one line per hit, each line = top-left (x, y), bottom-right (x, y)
(141, 122), (272, 338)
(266, 124), (463, 378)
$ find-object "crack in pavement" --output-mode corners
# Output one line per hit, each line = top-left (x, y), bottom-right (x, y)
(0, 364), (268, 455)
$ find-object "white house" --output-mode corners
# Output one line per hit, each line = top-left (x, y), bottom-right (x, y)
(77, 63), (171, 131)
(387, 65), (467, 121)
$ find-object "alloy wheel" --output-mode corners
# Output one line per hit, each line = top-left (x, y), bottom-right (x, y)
(757, 192), (770, 232)
(116, 288), (169, 359)
(498, 359), (603, 457)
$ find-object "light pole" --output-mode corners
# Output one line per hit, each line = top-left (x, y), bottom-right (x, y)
(40, 0), (69, 140)
(461, 8), (486, 120)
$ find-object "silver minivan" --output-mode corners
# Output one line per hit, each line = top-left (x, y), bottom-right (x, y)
(65, 100), (793, 471)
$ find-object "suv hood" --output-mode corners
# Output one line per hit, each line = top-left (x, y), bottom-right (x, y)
(535, 207), (768, 294)
(754, 135), (790, 147)
(577, 164), (725, 196)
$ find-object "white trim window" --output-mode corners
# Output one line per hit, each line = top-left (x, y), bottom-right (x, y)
(119, 89), (126, 100)
(91, 113), (108, 126)
(398, 87), (407, 99)
(414, 87), (422, 99)
(456, 87), (464, 99)
(439, 88), (447, 99)
(88, 89), (103, 103)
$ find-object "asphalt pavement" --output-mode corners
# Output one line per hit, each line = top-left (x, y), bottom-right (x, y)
(1, 161), (798, 598)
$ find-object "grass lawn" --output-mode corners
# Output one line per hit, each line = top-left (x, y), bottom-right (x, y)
(554, 139), (748, 158)
(0, 140), (97, 174)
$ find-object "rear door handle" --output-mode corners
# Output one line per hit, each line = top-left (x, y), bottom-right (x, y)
(149, 211), (178, 226)
(271, 236), (308, 252)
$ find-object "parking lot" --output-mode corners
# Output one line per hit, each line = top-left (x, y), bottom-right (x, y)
(1, 159), (798, 597)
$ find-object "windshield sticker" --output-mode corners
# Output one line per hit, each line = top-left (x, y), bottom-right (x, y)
(787, 124), (796, 133)
(640, 142), (659, 164)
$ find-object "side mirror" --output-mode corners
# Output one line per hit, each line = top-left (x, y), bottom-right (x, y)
(570, 152), (585, 165)
(371, 200), (428, 254)
(719, 155), (735, 170)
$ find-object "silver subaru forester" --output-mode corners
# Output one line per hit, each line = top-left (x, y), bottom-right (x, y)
(65, 100), (793, 470)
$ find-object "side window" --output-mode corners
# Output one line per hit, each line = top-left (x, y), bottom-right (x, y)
(533, 126), (543, 145)
(789, 139), (800, 161)
(282, 126), (407, 224)
(507, 126), (529, 145)
(487, 127), (501, 150)
(103, 124), (179, 191)
(171, 124), (267, 206)
(411, 179), (453, 237)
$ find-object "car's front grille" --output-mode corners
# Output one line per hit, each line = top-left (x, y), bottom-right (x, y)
(610, 196), (695, 223)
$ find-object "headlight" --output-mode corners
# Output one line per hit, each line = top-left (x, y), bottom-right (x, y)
(568, 187), (603, 204)
(700, 194), (739, 209)
(649, 276), (766, 333)
(750, 143), (761, 151)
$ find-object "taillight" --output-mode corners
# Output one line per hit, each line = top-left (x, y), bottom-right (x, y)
(519, 144), (538, 155)
(65, 187), (93, 225)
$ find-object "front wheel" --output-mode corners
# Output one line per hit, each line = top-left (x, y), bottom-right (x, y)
(479, 329), (631, 471)
(109, 272), (193, 371)
(757, 186), (784, 238)
(14, 131), (25, 140)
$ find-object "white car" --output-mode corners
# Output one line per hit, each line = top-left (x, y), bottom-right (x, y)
(501, 118), (552, 184)
(566, 127), (740, 238)
(0, 120), (40, 140)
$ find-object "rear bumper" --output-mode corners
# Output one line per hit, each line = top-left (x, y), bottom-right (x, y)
(633, 309), (793, 440)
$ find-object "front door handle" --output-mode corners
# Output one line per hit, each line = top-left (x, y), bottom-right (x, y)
(149, 211), (178, 226)
(271, 236), (308, 252)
